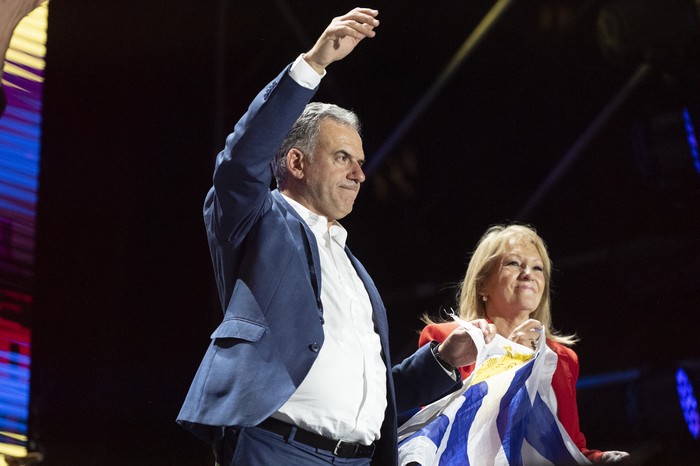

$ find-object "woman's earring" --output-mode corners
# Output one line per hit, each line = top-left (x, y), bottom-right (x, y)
(481, 295), (487, 302)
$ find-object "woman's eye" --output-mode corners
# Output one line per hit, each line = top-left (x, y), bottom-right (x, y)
(506, 261), (519, 267)
(533, 266), (544, 272)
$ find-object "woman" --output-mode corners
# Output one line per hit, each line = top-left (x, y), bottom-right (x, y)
(420, 224), (629, 463)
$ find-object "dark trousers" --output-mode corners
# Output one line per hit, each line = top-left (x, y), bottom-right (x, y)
(214, 425), (372, 466)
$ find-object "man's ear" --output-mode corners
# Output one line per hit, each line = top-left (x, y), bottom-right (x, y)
(286, 148), (306, 180)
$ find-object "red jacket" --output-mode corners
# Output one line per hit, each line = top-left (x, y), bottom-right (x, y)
(419, 322), (604, 462)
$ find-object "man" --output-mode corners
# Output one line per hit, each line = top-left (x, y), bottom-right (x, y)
(177, 7), (494, 465)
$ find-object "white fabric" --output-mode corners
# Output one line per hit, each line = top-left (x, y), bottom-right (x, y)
(289, 53), (324, 90)
(398, 316), (590, 466)
(274, 195), (386, 444)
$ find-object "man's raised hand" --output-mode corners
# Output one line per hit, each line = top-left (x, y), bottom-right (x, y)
(303, 8), (379, 74)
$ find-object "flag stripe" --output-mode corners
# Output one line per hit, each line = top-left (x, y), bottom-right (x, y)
(398, 319), (590, 465)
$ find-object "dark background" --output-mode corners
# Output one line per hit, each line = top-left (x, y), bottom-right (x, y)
(29, 0), (700, 464)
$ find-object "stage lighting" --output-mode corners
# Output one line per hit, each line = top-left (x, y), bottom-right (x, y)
(0, 86), (5, 117)
(683, 107), (700, 175)
(596, 0), (700, 65)
(676, 367), (700, 440)
(632, 106), (700, 189)
(578, 364), (700, 441)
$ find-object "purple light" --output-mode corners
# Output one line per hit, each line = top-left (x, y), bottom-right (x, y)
(0, 3), (48, 453)
(676, 368), (700, 440)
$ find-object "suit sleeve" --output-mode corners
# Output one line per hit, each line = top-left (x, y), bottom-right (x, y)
(390, 343), (462, 414)
(205, 65), (316, 247)
(419, 322), (475, 381)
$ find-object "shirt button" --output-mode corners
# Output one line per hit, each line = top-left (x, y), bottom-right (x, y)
(308, 343), (320, 352)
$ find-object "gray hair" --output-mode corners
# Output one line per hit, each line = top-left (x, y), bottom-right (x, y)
(273, 102), (361, 187)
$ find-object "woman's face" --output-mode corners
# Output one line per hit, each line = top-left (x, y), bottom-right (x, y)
(483, 239), (545, 317)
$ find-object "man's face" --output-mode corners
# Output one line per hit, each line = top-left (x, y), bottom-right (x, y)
(301, 119), (366, 222)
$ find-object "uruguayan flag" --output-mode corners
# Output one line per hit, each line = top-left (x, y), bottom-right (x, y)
(398, 317), (590, 466)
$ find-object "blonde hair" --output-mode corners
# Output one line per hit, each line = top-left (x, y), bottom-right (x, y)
(455, 223), (577, 346)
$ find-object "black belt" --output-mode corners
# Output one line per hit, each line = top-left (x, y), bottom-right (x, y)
(257, 417), (376, 459)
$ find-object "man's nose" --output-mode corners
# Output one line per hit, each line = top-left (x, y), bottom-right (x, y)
(350, 162), (365, 183)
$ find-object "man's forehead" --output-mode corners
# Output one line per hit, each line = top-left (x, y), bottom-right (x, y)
(319, 119), (360, 138)
(319, 122), (363, 152)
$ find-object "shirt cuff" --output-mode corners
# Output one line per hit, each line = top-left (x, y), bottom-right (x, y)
(289, 54), (325, 90)
(430, 340), (459, 381)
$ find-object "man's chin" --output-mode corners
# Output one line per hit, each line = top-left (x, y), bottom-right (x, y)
(335, 206), (354, 221)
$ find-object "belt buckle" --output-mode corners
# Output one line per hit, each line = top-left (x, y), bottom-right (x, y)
(333, 440), (358, 458)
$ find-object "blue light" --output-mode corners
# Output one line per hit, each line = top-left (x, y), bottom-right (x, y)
(676, 368), (700, 439)
(576, 368), (640, 389)
(682, 108), (700, 175)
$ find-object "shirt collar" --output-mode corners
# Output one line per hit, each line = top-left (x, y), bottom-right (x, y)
(281, 193), (348, 248)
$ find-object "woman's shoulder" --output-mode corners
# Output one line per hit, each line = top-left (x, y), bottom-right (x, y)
(547, 339), (579, 365)
(418, 321), (459, 347)
(423, 321), (459, 335)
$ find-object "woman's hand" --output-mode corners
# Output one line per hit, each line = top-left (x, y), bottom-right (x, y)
(507, 318), (543, 350)
(601, 450), (629, 462)
(601, 450), (630, 463)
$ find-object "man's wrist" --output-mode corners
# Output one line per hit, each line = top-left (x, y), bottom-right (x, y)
(301, 52), (326, 75)
(289, 54), (324, 90)
(430, 341), (455, 372)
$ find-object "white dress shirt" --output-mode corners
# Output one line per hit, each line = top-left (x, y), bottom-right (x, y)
(273, 195), (387, 445)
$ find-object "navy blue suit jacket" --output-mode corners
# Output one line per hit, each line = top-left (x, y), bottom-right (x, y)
(177, 64), (460, 465)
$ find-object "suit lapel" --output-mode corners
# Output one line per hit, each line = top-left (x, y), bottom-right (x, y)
(271, 190), (322, 308)
(272, 190), (389, 355)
